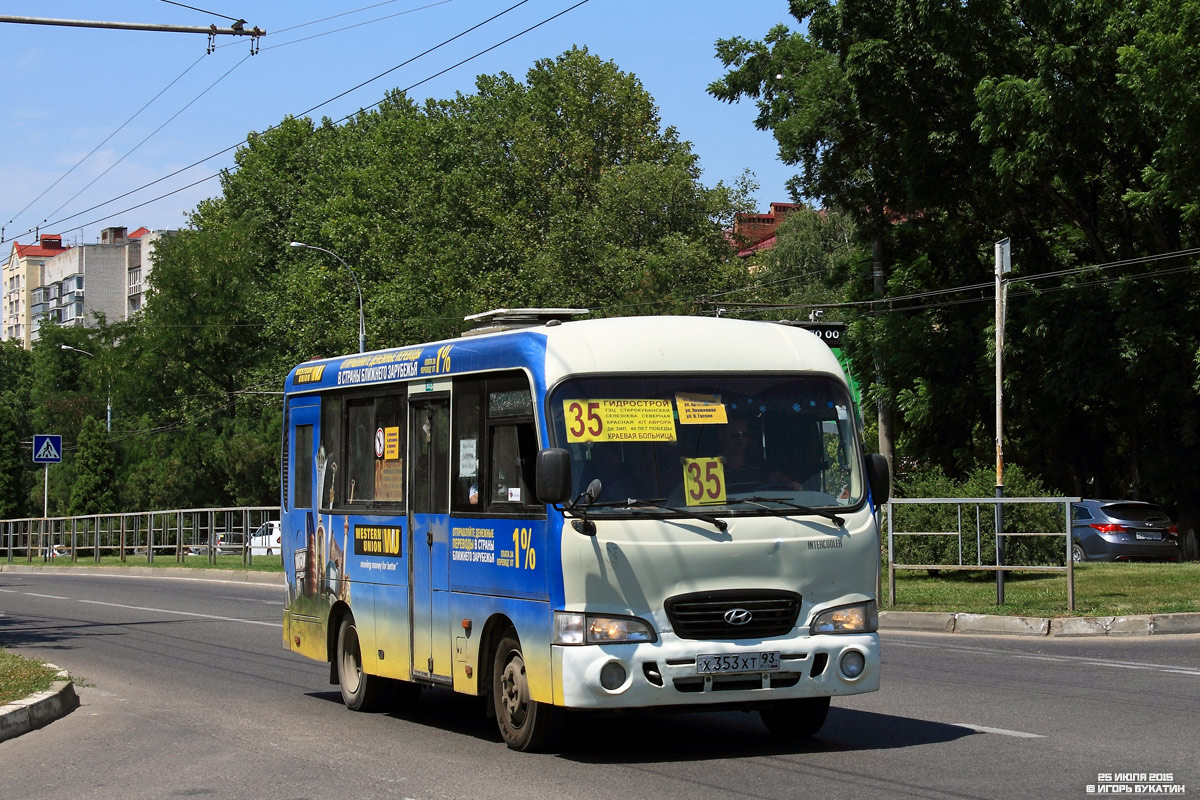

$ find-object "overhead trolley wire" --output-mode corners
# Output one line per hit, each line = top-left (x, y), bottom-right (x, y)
(158, 1), (246, 24)
(2, 0), (588, 245)
(37, 53), (252, 229)
(5, 54), (210, 235)
(6, 1), (449, 239)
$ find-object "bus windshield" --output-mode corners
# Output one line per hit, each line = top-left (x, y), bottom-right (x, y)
(548, 374), (864, 516)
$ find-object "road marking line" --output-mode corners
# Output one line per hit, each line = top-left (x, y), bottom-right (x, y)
(889, 640), (1200, 677)
(75, 599), (282, 627)
(25, 592), (68, 599)
(953, 723), (1045, 738)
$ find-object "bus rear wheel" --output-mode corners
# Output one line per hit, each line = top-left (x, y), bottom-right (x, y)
(759, 696), (831, 740)
(337, 616), (389, 712)
(492, 631), (562, 751)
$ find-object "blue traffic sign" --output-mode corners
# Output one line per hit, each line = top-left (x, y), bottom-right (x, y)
(33, 434), (62, 464)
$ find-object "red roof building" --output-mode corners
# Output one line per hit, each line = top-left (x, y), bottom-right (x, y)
(4, 234), (71, 348)
(732, 202), (800, 260)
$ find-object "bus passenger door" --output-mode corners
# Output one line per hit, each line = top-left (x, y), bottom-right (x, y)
(284, 400), (320, 616)
(408, 397), (452, 682)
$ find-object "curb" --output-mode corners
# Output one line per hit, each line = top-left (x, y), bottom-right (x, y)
(0, 666), (79, 743)
(0, 563), (285, 585)
(879, 610), (1200, 636)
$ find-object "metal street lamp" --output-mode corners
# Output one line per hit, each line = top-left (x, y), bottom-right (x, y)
(60, 344), (111, 433)
(289, 241), (366, 353)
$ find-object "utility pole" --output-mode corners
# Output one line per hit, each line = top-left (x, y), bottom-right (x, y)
(994, 237), (1011, 604)
(873, 233), (894, 473)
(0, 15), (265, 52)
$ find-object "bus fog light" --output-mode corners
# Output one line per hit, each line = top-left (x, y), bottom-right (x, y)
(599, 661), (627, 690)
(839, 650), (866, 679)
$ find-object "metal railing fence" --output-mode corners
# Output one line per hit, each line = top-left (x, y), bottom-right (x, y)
(2, 506), (280, 566)
(884, 496), (1082, 611)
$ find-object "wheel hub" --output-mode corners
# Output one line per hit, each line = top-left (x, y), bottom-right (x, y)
(500, 653), (529, 727)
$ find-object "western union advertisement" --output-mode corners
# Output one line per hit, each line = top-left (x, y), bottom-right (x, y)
(354, 525), (402, 557)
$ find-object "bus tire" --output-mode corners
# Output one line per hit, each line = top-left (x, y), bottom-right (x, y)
(337, 616), (388, 712)
(492, 631), (561, 751)
(759, 696), (830, 739)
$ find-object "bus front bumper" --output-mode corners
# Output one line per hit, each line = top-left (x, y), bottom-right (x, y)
(555, 631), (879, 709)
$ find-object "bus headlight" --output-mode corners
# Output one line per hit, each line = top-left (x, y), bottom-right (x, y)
(553, 612), (657, 644)
(810, 600), (878, 635)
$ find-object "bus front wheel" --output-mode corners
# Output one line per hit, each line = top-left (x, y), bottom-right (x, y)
(337, 616), (389, 712)
(492, 631), (562, 751)
(759, 696), (831, 739)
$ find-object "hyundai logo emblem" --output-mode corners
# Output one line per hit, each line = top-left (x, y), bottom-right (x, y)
(724, 608), (753, 626)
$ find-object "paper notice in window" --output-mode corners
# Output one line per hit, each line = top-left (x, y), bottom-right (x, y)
(675, 393), (727, 425)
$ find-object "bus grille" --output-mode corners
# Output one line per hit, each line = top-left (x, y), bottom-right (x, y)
(664, 589), (801, 640)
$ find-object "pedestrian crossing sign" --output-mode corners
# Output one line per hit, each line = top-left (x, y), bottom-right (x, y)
(33, 434), (62, 464)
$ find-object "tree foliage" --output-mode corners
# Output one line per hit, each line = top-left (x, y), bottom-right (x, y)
(711, 0), (1200, 511)
(6, 48), (748, 517)
(69, 416), (115, 515)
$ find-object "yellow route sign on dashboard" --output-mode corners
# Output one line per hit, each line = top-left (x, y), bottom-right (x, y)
(562, 399), (677, 442)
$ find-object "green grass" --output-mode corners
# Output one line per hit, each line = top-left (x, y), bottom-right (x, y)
(885, 562), (1200, 617)
(14, 553), (284, 573)
(0, 650), (62, 705)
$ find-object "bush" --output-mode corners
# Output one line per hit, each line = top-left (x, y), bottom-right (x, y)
(887, 464), (1068, 567)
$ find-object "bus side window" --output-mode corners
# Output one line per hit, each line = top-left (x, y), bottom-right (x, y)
(294, 424), (313, 509)
(346, 399), (375, 504)
(320, 395), (342, 510)
(490, 425), (521, 503)
(453, 384), (482, 510)
(489, 422), (538, 506)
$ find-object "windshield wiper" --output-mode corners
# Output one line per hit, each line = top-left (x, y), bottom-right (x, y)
(617, 497), (728, 532)
(564, 481), (727, 532)
(576, 495), (729, 532)
(738, 496), (845, 526)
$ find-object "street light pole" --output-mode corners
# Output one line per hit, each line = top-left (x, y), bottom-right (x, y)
(60, 344), (110, 433)
(289, 241), (366, 353)
(994, 238), (1011, 605)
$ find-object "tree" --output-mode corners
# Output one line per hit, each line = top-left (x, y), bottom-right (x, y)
(69, 416), (116, 515)
(0, 342), (32, 518)
(710, 1), (1200, 511)
(88, 47), (749, 513)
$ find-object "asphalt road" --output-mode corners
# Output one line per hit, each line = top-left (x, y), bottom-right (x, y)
(1, 570), (1196, 799)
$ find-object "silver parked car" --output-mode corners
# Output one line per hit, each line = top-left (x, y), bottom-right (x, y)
(1070, 500), (1181, 563)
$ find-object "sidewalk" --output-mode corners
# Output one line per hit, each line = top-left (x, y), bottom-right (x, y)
(0, 665), (78, 743)
(878, 609), (1200, 637)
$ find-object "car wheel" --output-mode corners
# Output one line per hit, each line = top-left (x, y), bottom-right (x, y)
(337, 615), (389, 712)
(492, 630), (562, 751)
(759, 696), (831, 739)
(1072, 543), (1086, 563)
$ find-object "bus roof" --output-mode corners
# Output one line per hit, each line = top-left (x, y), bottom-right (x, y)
(283, 315), (847, 395)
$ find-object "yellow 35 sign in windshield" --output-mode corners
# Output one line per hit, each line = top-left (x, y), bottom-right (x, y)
(562, 399), (677, 442)
(683, 457), (727, 505)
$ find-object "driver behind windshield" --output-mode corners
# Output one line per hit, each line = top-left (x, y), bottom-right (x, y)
(717, 417), (809, 491)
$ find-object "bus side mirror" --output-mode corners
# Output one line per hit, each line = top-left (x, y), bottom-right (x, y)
(536, 448), (572, 505)
(865, 454), (890, 506)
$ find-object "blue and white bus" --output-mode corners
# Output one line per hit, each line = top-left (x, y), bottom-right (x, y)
(280, 310), (889, 751)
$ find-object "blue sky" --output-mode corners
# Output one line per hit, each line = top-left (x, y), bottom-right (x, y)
(1, 1), (799, 247)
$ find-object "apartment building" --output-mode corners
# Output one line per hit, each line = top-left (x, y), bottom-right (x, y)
(3, 233), (71, 349)
(125, 227), (172, 316)
(33, 226), (133, 341)
(0, 226), (178, 348)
